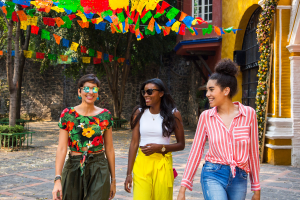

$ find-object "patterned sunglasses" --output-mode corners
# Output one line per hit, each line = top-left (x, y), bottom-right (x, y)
(81, 86), (99, 93)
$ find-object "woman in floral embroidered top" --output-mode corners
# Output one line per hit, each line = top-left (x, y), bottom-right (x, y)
(52, 74), (116, 200)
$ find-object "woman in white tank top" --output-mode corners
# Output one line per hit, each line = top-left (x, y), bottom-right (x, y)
(124, 78), (185, 200)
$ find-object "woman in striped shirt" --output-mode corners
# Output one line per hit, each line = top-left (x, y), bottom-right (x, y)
(177, 59), (260, 200)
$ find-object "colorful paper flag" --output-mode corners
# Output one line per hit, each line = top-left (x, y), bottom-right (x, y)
(36, 52), (45, 59)
(70, 42), (79, 51)
(95, 22), (106, 30)
(88, 48), (95, 57)
(60, 55), (68, 61)
(41, 30), (50, 40)
(81, 46), (87, 53)
(166, 7), (180, 20)
(82, 57), (91, 63)
(62, 38), (70, 47)
(23, 50), (32, 58)
(93, 57), (101, 64)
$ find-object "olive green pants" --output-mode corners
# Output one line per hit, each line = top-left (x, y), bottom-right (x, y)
(61, 152), (110, 200)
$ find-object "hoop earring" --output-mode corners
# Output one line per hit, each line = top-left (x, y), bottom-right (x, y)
(97, 97), (99, 100)
(78, 95), (82, 100)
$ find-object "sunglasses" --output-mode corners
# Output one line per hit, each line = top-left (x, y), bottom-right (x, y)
(141, 89), (160, 96)
(81, 86), (99, 93)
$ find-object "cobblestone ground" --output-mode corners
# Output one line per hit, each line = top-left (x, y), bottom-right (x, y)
(0, 122), (300, 200)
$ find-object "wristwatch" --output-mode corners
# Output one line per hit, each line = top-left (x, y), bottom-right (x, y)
(161, 145), (166, 153)
(54, 175), (61, 183)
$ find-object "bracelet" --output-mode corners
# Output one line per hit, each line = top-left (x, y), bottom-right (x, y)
(127, 174), (132, 177)
(111, 178), (116, 181)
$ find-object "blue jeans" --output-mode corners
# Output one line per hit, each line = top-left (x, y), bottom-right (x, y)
(201, 161), (248, 200)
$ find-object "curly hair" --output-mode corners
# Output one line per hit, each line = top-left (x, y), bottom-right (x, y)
(209, 59), (239, 98)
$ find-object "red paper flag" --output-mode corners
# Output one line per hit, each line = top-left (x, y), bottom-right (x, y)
(141, 8), (149, 19)
(125, 6), (130, 17)
(12, 11), (18, 22)
(163, 26), (171, 36)
(38, 8), (46, 12)
(36, 52), (45, 59)
(81, 46), (87, 53)
(179, 23), (186, 35)
(129, 25), (135, 33)
(134, 12), (140, 24)
(93, 57), (101, 64)
(130, 10), (135, 20)
(109, 55), (114, 62)
(31, 25), (39, 35)
(116, 8), (123, 13)
(158, 1), (170, 13)
(68, 14), (76, 21)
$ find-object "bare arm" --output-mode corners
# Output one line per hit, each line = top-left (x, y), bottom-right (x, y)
(104, 127), (116, 200)
(124, 110), (140, 193)
(52, 129), (68, 200)
(142, 111), (185, 156)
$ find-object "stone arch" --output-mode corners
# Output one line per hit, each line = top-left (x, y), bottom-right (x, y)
(234, 4), (261, 51)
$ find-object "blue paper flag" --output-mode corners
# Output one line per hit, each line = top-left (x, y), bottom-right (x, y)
(53, 2), (59, 6)
(104, 16), (113, 23)
(62, 38), (70, 47)
(193, 27), (198, 35)
(182, 16), (194, 28)
(232, 29), (241, 34)
(220, 28), (225, 35)
(11, 50), (15, 56)
(71, 57), (78, 62)
(84, 13), (94, 19)
(166, 19), (176, 27)
(13, 0), (30, 6)
(0, 2), (3, 7)
(95, 22), (106, 31)
(64, 8), (73, 15)
(126, 59), (130, 65)
(155, 22), (161, 34)
(122, 21), (126, 33)
(103, 53), (109, 61)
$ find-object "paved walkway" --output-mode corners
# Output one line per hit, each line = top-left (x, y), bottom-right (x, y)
(0, 122), (300, 199)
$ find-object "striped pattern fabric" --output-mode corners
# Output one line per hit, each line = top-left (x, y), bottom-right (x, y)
(181, 102), (260, 191)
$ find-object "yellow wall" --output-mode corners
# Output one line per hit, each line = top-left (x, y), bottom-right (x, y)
(222, 0), (292, 118)
(222, 0), (260, 102)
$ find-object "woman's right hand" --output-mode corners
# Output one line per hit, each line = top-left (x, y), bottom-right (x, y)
(124, 175), (133, 193)
(177, 186), (186, 200)
(52, 180), (62, 200)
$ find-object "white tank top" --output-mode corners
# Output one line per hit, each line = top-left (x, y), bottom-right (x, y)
(139, 108), (176, 146)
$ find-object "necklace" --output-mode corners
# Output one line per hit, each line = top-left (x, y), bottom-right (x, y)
(151, 113), (160, 121)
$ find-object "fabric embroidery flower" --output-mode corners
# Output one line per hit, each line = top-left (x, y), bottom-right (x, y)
(60, 108), (69, 118)
(82, 127), (95, 138)
(99, 120), (109, 130)
(66, 121), (75, 131)
(77, 123), (85, 129)
(91, 136), (103, 146)
(86, 141), (93, 149)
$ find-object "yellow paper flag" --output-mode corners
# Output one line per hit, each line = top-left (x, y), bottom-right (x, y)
(109, 0), (129, 10)
(137, 0), (148, 13)
(27, 16), (38, 26)
(76, 11), (87, 22)
(171, 21), (181, 32)
(70, 42), (79, 51)
(146, 0), (161, 10)
(131, 0), (138, 11)
(51, 6), (65, 13)
(82, 57), (91, 63)
(23, 50), (32, 58)
(20, 21), (28, 30)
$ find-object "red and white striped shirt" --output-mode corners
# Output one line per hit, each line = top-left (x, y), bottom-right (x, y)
(181, 102), (260, 191)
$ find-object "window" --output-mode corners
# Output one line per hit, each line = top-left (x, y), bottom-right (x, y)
(193, 0), (213, 22)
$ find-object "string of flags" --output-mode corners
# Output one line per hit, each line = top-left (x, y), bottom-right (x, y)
(0, 0), (241, 41)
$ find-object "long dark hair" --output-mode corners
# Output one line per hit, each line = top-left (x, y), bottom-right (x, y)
(130, 78), (177, 137)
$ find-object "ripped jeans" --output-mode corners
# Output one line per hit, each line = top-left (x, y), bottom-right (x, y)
(200, 161), (248, 200)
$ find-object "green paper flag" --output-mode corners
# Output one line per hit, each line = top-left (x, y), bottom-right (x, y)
(145, 28), (156, 35)
(26, 9), (36, 17)
(188, 27), (195, 34)
(61, 16), (72, 29)
(48, 54), (57, 60)
(166, 7), (180, 20)
(41, 29), (50, 40)
(114, 56), (118, 61)
(102, 10), (113, 17)
(5, 1), (15, 20)
(89, 48), (95, 57)
(58, 0), (83, 13)
(224, 27), (233, 33)
(128, 17), (134, 24)
(154, 11), (165, 19)
(207, 24), (213, 34)
(141, 11), (152, 24)
(202, 28), (207, 36)
(117, 12), (125, 23)
(135, 17), (140, 30)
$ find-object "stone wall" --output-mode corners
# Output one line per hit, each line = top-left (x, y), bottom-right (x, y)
(0, 54), (202, 127)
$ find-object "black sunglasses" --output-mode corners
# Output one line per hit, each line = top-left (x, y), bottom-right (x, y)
(141, 89), (160, 96)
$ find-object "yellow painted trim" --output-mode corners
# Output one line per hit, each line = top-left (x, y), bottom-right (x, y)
(291, 52), (300, 56)
(265, 138), (292, 145)
(264, 147), (291, 165)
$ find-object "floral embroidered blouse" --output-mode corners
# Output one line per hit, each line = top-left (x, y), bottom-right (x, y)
(58, 107), (113, 175)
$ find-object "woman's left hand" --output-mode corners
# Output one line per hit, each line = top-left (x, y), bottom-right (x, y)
(141, 143), (162, 156)
(109, 180), (116, 200)
(251, 190), (260, 200)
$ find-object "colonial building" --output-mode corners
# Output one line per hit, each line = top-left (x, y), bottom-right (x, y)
(176, 0), (300, 166)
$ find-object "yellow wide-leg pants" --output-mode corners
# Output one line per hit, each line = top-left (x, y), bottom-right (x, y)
(133, 148), (174, 200)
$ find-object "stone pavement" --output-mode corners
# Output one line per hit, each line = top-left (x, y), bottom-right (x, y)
(1, 122), (300, 200)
